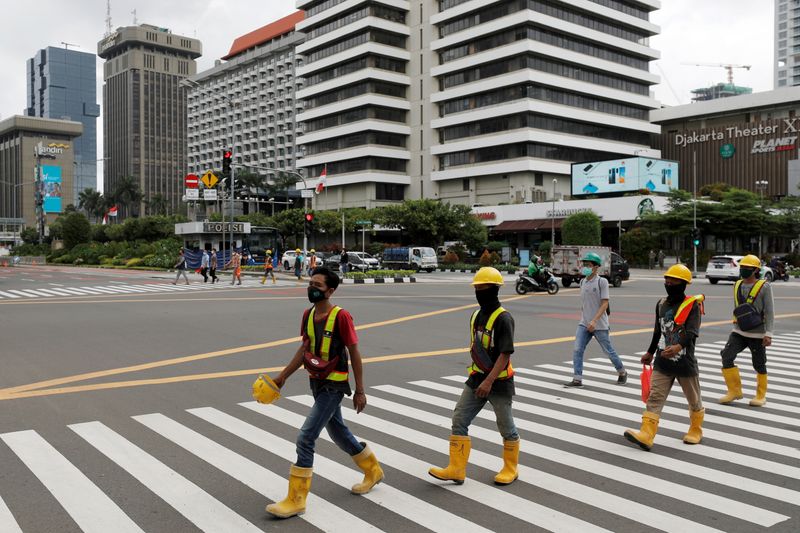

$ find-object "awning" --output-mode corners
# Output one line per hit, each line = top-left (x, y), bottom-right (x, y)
(491, 219), (563, 233)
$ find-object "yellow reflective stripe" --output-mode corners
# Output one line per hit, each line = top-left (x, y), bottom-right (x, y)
(326, 370), (348, 382)
(481, 307), (506, 350)
(468, 362), (513, 379)
(469, 310), (480, 345)
(306, 309), (315, 351)
(319, 307), (341, 360)
(735, 279), (765, 306)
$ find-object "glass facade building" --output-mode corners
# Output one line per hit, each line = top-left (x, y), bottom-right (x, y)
(26, 47), (99, 200)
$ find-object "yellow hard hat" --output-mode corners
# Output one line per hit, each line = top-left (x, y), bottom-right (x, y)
(664, 264), (692, 284)
(740, 254), (761, 268)
(252, 374), (280, 404)
(295, 248), (301, 253)
(310, 249), (315, 253)
(266, 249), (272, 255)
(471, 267), (504, 286)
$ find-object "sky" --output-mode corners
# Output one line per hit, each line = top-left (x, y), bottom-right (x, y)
(0, 0), (776, 189)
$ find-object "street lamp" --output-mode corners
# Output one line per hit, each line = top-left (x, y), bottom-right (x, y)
(551, 178), (558, 245)
(755, 180), (769, 258)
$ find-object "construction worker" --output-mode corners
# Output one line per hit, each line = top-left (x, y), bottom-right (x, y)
(564, 252), (627, 387)
(624, 264), (705, 451)
(429, 267), (520, 486)
(294, 248), (303, 280)
(224, 249), (242, 286)
(266, 266), (383, 518)
(261, 249), (276, 284)
(718, 254), (774, 407)
(307, 249), (318, 277)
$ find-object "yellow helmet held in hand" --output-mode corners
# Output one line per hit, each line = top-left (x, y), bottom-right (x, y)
(252, 374), (281, 404)
(664, 264), (692, 284)
(740, 254), (761, 268)
(471, 267), (504, 286)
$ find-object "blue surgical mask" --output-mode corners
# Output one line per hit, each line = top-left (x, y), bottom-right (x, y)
(581, 267), (593, 277)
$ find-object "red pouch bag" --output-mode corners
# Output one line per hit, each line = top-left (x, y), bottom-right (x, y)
(640, 364), (653, 403)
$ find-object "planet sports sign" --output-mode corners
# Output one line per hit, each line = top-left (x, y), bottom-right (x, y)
(673, 119), (799, 156)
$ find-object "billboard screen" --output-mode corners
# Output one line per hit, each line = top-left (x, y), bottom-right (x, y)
(42, 165), (63, 213)
(571, 157), (679, 196)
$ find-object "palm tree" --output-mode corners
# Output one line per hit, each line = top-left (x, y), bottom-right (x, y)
(111, 176), (143, 219)
(146, 194), (169, 216)
(78, 188), (103, 223)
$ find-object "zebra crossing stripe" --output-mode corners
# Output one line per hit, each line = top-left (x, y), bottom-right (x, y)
(375, 383), (800, 508)
(282, 397), (725, 533)
(410, 379), (800, 481)
(35, 288), (80, 297)
(692, 351), (800, 381)
(0, 430), (143, 533)
(80, 286), (128, 294)
(241, 402), (612, 533)
(44, 287), (95, 296)
(364, 387), (788, 526)
(7, 290), (40, 298)
(0, 291), (21, 298)
(705, 341), (799, 360)
(14, 288), (55, 297)
(68, 421), (262, 533)
(0, 495), (22, 533)
(693, 347), (800, 374)
(134, 413), (381, 533)
(618, 355), (800, 405)
(122, 285), (169, 293)
(523, 367), (800, 453)
(187, 407), (486, 533)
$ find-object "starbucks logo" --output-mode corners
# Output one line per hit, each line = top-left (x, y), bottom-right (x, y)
(638, 198), (655, 216)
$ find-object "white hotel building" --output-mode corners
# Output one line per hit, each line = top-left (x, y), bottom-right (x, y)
(296, 0), (662, 209)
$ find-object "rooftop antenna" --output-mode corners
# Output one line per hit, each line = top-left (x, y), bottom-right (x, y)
(61, 42), (80, 51)
(105, 0), (113, 36)
(131, 8), (137, 25)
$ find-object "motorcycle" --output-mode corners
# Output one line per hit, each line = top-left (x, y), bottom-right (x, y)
(772, 261), (790, 282)
(515, 268), (559, 295)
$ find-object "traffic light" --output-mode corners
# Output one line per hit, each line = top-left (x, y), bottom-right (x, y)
(222, 149), (232, 176)
(691, 227), (701, 247)
(304, 212), (314, 236)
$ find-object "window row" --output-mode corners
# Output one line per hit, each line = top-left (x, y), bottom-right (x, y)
(306, 5), (406, 40)
(438, 142), (624, 168)
(305, 157), (407, 176)
(304, 81), (407, 109)
(306, 30), (407, 63)
(438, 112), (650, 145)
(586, 0), (650, 20)
(439, 0), (473, 11)
(306, 0), (348, 18)
(303, 131), (407, 155)
(304, 56), (406, 87)
(303, 106), (407, 133)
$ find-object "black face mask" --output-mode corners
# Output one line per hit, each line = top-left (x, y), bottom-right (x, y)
(664, 282), (686, 302)
(739, 267), (756, 279)
(307, 286), (327, 303)
(475, 285), (500, 311)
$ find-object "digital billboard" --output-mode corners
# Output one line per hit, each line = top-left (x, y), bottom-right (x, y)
(42, 165), (63, 213)
(571, 157), (679, 196)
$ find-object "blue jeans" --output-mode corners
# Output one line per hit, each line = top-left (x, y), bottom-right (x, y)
(296, 387), (363, 467)
(451, 385), (519, 441)
(572, 324), (625, 380)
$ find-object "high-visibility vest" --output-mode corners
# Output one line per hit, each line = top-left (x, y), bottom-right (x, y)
(734, 279), (766, 307)
(468, 306), (514, 379)
(674, 294), (705, 325)
(305, 306), (348, 382)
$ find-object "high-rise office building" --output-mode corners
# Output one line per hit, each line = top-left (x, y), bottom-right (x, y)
(295, 0), (661, 209)
(187, 11), (305, 204)
(26, 47), (99, 201)
(775, 0), (798, 88)
(98, 25), (201, 216)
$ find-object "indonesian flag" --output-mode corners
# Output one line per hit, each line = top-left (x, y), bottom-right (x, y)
(315, 166), (327, 194)
(108, 205), (118, 217)
(102, 213), (108, 225)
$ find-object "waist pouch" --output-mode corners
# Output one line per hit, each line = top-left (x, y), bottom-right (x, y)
(304, 351), (340, 380)
(733, 303), (763, 331)
(470, 344), (495, 373)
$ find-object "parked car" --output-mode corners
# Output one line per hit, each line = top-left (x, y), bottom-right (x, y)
(280, 250), (324, 270)
(351, 251), (380, 269)
(323, 252), (370, 273)
(705, 255), (774, 284)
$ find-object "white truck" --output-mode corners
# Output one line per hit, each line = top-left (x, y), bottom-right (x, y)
(551, 245), (629, 288)
(382, 246), (438, 272)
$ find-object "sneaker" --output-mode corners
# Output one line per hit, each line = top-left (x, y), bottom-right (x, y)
(617, 371), (628, 385)
(563, 379), (583, 388)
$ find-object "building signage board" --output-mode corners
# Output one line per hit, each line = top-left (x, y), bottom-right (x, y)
(673, 119), (799, 156)
(571, 157), (679, 197)
(185, 188), (199, 200)
(203, 222), (245, 233)
(41, 165), (63, 213)
(203, 188), (217, 201)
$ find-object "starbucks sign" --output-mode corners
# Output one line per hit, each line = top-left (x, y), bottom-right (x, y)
(720, 143), (736, 159)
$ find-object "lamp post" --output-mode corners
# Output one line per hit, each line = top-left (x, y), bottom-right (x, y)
(693, 150), (697, 274)
(551, 178), (558, 246)
(755, 180), (769, 258)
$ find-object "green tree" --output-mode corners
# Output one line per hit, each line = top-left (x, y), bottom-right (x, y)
(561, 211), (601, 245)
(61, 212), (91, 250)
(20, 227), (39, 244)
(78, 188), (104, 222)
(620, 227), (659, 266)
(110, 176), (143, 219)
(145, 194), (169, 216)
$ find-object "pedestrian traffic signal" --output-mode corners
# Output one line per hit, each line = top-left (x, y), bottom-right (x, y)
(691, 228), (701, 247)
(222, 149), (232, 176)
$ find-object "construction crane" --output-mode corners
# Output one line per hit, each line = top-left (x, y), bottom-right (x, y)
(683, 63), (752, 85)
(60, 42), (80, 50)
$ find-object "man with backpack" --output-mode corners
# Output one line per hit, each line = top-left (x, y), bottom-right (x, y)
(718, 255), (774, 407)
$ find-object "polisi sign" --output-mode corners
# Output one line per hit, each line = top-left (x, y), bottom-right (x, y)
(751, 136), (798, 154)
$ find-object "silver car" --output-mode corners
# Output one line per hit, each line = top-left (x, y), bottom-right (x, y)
(705, 255), (774, 284)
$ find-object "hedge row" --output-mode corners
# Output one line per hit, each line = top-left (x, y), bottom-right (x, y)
(344, 270), (416, 280)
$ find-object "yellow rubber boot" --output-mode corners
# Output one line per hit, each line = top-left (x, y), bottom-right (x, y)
(260, 277), (266, 284)
(624, 411), (660, 451)
(719, 367), (743, 404)
(494, 439), (520, 485)
(683, 409), (704, 445)
(266, 465), (312, 518)
(428, 435), (470, 484)
(749, 373), (768, 407)
(350, 444), (384, 494)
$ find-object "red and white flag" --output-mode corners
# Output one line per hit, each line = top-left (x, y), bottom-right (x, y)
(102, 213), (108, 225)
(108, 205), (118, 217)
(315, 166), (327, 194)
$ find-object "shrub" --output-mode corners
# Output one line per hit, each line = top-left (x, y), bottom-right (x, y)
(344, 269), (415, 279)
(443, 251), (459, 264)
(478, 249), (493, 266)
(489, 251), (501, 265)
(125, 258), (144, 268)
(485, 241), (507, 253)
(562, 211), (602, 245)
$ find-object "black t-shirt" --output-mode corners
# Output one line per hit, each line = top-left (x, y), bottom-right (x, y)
(647, 298), (701, 377)
(465, 307), (515, 396)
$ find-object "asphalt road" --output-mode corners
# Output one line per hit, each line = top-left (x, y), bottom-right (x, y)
(1, 264), (799, 532)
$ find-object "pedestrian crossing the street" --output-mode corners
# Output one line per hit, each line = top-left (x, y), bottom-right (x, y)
(1, 333), (799, 531)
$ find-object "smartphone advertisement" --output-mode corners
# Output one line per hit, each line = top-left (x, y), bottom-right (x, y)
(571, 157), (679, 196)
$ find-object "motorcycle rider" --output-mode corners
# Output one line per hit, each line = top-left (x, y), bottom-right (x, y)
(527, 254), (544, 287)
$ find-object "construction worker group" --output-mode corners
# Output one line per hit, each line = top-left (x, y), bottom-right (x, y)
(252, 252), (775, 519)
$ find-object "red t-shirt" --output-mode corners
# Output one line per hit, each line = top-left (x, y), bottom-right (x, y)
(300, 307), (358, 347)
